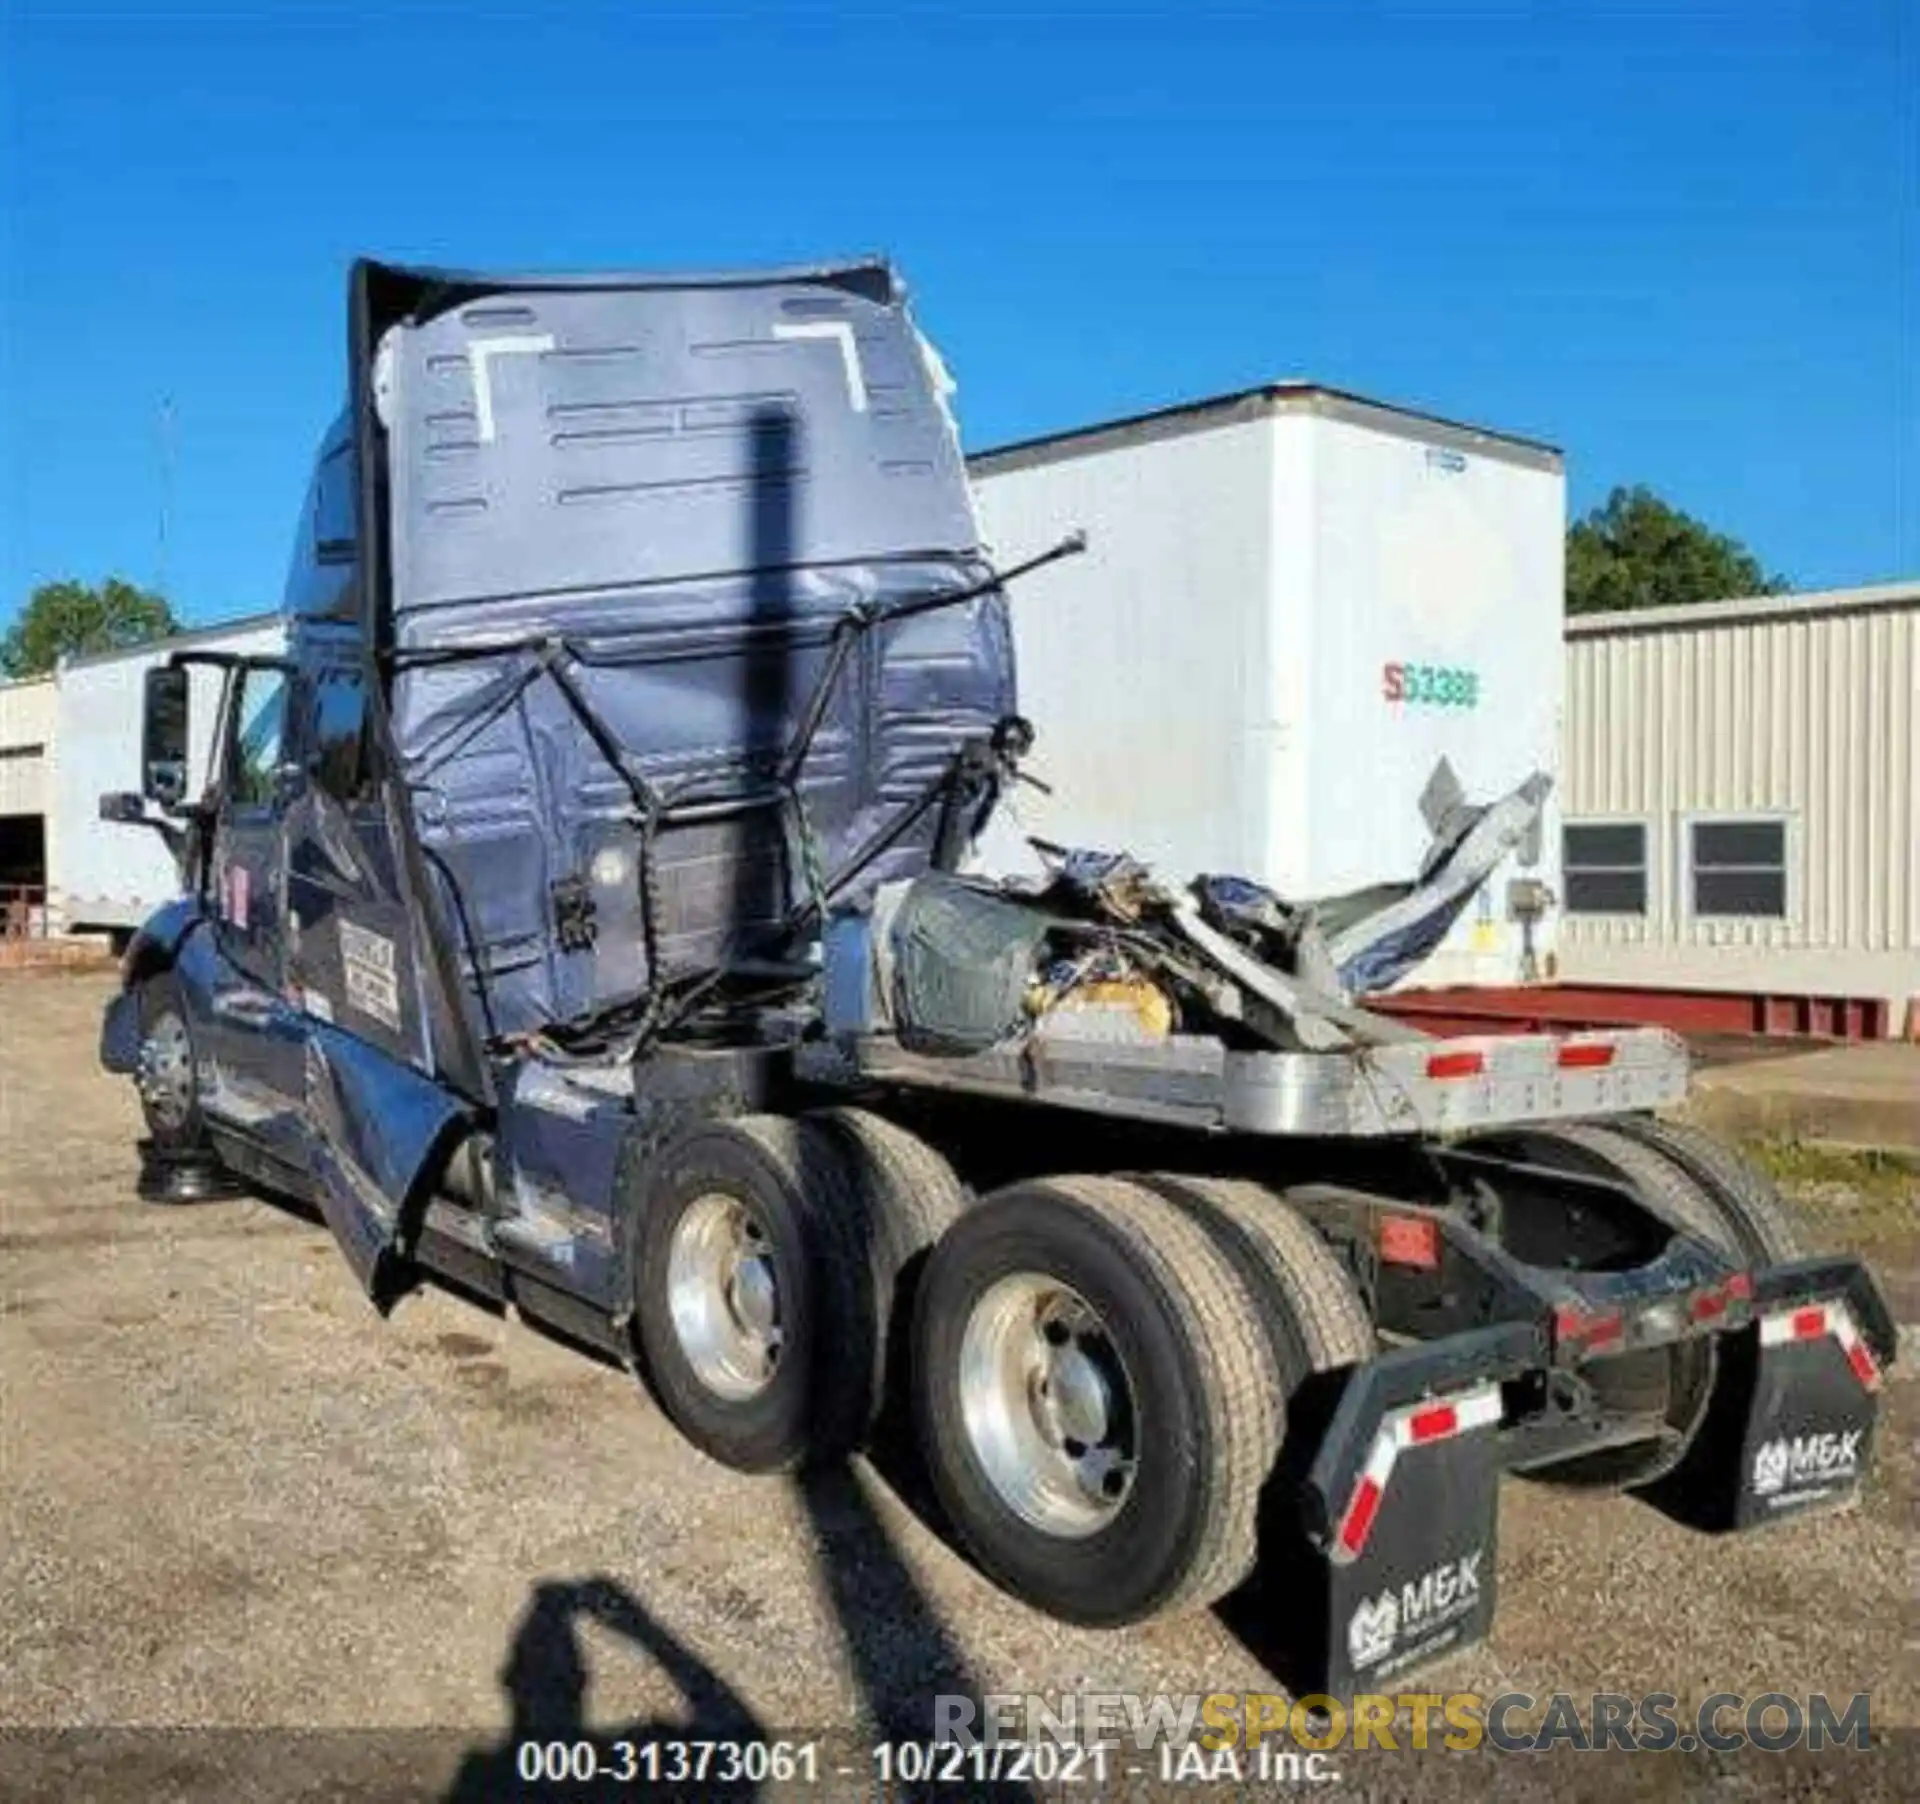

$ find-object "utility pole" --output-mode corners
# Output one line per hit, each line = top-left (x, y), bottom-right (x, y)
(156, 395), (174, 599)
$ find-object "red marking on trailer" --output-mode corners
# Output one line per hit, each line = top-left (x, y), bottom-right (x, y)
(1555, 1041), (1615, 1069)
(1691, 1271), (1754, 1323)
(1425, 1049), (1485, 1080)
(1338, 1477), (1383, 1555)
(1759, 1301), (1881, 1392)
(1554, 1303), (1625, 1350)
(1329, 1382), (1503, 1564)
(1844, 1341), (1880, 1389)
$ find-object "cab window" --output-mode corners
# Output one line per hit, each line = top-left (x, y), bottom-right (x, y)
(309, 665), (371, 802)
(231, 667), (289, 809)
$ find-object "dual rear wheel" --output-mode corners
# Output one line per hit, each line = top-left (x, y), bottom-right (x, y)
(636, 1109), (1794, 1623)
(635, 1123), (1375, 1626)
(914, 1173), (1374, 1626)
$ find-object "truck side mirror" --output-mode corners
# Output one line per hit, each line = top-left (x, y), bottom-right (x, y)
(99, 791), (148, 824)
(142, 664), (190, 808)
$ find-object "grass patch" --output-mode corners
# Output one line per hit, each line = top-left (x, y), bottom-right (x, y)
(1745, 1137), (1917, 1201)
(1737, 1136), (1916, 1260)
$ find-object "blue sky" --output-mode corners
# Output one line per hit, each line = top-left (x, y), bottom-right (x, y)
(1, 1), (1912, 628)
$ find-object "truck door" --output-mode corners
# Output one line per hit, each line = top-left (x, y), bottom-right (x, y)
(199, 658), (308, 1154)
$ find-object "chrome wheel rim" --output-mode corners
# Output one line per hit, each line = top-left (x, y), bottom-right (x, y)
(958, 1273), (1138, 1538)
(666, 1193), (783, 1401)
(138, 1012), (194, 1131)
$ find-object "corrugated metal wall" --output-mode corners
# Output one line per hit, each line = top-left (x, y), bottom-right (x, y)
(0, 676), (55, 817)
(1561, 586), (1919, 1007)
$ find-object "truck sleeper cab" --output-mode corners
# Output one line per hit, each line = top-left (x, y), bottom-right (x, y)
(100, 258), (1892, 1694)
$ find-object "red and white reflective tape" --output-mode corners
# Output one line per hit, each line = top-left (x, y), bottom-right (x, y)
(1758, 1301), (1881, 1392)
(1331, 1382), (1503, 1565)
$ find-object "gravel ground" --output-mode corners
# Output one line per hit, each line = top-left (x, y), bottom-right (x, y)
(2, 971), (1913, 1800)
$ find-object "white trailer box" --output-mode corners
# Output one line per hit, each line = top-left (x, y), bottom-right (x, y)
(967, 386), (1565, 990)
(53, 614), (286, 932)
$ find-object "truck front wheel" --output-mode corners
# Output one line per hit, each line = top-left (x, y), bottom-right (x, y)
(911, 1174), (1280, 1627)
(136, 974), (205, 1152)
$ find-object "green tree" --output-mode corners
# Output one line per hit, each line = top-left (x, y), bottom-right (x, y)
(1, 578), (179, 678)
(1567, 486), (1787, 616)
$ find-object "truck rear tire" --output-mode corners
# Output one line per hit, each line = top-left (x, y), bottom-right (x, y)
(1598, 1116), (1803, 1264)
(911, 1174), (1281, 1627)
(1136, 1175), (1376, 1395)
(803, 1108), (968, 1444)
(633, 1116), (848, 1473)
(1474, 1121), (1727, 1491)
(634, 1111), (960, 1472)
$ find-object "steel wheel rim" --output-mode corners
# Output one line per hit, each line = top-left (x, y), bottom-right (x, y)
(666, 1192), (783, 1401)
(958, 1272), (1139, 1538)
(139, 1012), (194, 1130)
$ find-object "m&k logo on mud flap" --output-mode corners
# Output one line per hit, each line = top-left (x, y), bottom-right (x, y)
(1751, 1432), (1862, 1498)
(1347, 1550), (1484, 1671)
(1347, 1593), (1399, 1670)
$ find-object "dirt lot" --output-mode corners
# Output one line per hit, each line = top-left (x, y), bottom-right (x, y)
(2, 971), (1913, 1799)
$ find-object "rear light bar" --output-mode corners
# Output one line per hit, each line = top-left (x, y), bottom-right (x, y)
(1760, 1300), (1881, 1392)
(1419, 1036), (1623, 1082)
(1331, 1382), (1503, 1563)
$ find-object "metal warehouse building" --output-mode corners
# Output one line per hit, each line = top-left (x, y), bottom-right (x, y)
(0, 673), (56, 934)
(1556, 580), (1919, 1035)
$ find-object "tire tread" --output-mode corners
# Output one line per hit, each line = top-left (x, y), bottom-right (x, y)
(1141, 1174), (1375, 1392)
(1038, 1174), (1281, 1616)
(1601, 1116), (1803, 1263)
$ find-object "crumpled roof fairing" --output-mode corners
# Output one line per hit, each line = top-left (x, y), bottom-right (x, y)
(364, 262), (1015, 1041)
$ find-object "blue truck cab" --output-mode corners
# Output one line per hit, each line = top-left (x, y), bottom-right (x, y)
(98, 257), (1893, 1692)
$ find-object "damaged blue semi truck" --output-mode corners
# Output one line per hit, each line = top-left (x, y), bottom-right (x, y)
(100, 259), (1892, 1692)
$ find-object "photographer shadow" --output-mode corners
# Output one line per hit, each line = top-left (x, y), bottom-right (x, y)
(444, 1576), (766, 1803)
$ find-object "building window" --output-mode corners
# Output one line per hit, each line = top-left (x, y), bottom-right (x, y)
(1687, 817), (1789, 919)
(1562, 820), (1648, 916)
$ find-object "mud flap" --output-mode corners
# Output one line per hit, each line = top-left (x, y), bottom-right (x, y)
(1645, 1268), (1891, 1531)
(1249, 1334), (1522, 1695)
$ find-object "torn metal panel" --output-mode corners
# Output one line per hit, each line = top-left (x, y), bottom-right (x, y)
(490, 1061), (631, 1308)
(301, 1019), (469, 1304)
(1323, 771), (1552, 994)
